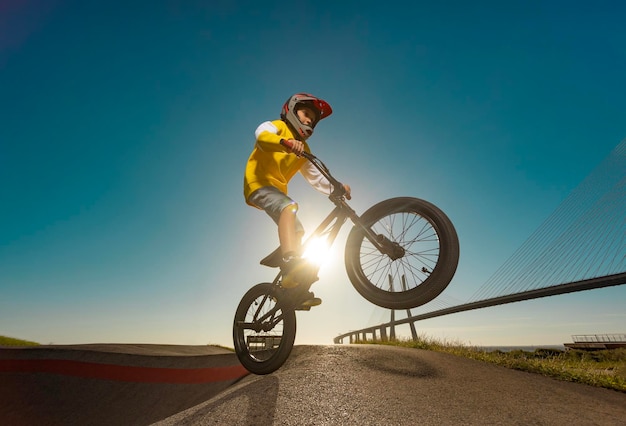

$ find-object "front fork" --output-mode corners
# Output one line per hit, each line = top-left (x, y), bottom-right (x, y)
(371, 233), (406, 260)
(341, 201), (406, 260)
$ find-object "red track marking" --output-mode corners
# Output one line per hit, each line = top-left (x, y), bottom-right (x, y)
(0, 359), (249, 384)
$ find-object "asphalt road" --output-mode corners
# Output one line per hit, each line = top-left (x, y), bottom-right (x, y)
(158, 344), (626, 425)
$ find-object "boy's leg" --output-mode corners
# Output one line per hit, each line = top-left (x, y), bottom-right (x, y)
(249, 187), (304, 261)
(278, 204), (303, 259)
(248, 187), (319, 304)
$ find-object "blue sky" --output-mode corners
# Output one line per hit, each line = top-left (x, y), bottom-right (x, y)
(1, 1), (624, 347)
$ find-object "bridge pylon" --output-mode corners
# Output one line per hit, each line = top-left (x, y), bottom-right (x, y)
(384, 275), (418, 342)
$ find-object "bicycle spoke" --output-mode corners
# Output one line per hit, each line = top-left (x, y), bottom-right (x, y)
(358, 210), (441, 292)
(241, 293), (286, 361)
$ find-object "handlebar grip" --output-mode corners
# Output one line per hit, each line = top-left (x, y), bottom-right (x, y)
(280, 139), (293, 149)
(280, 138), (315, 161)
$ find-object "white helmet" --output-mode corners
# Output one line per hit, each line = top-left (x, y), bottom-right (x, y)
(280, 93), (332, 140)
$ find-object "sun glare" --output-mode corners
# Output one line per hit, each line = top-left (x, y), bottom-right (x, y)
(302, 236), (331, 266)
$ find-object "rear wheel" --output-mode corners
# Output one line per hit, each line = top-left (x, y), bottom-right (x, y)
(233, 283), (296, 375)
(345, 197), (459, 309)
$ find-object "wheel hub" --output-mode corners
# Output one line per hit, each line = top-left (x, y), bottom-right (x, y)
(376, 234), (406, 260)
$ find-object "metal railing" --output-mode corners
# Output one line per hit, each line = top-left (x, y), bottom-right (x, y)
(572, 334), (626, 343)
(335, 272), (626, 344)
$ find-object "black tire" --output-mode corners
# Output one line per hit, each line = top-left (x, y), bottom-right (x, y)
(345, 197), (459, 309)
(233, 283), (296, 375)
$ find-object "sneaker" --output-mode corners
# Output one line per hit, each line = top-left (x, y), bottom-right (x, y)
(260, 247), (303, 268)
(281, 257), (318, 289)
(260, 246), (284, 268)
(286, 288), (322, 310)
(299, 292), (322, 309)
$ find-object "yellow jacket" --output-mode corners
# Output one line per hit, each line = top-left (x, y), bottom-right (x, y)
(244, 120), (331, 206)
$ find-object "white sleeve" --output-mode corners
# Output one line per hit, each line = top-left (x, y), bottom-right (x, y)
(300, 161), (333, 195)
(255, 121), (278, 139)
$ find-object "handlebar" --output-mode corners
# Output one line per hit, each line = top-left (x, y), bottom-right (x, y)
(280, 139), (347, 200)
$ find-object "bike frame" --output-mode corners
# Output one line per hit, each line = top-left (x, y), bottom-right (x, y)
(269, 150), (404, 286)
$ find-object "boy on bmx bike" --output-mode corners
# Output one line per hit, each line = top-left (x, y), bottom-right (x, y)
(243, 93), (351, 309)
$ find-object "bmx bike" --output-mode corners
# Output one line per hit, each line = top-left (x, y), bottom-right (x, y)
(233, 145), (459, 374)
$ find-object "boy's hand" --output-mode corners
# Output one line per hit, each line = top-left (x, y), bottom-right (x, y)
(284, 139), (305, 156)
(332, 183), (351, 199)
(343, 184), (352, 200)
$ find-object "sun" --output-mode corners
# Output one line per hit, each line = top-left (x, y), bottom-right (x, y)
(301, 236), (332, 267)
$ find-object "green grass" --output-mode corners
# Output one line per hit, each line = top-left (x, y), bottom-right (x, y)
(361, 335), (626, 393)
(0, 335), (40, 347)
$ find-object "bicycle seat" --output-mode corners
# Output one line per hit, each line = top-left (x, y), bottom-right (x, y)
(260, 246), (283, 268)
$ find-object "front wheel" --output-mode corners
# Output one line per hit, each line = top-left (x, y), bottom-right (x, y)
(345, 197), (459, 309)
(233, 283), (296, 375)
